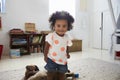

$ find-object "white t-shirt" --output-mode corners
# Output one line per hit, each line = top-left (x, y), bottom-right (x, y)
(45, 32), (73, 65)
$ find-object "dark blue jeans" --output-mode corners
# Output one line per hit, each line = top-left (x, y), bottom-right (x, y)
(44, 58), (68, 73)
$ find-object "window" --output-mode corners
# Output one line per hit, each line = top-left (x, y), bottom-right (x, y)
(0, 0), (5, 13)
(49, 0), (75, 18)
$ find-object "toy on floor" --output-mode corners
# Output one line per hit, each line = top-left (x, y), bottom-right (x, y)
(24, 65), (47, 80)
(65, 70), (75, 80)
(24, 65), (76, 80)
(28, 70), (75, 80)
(28, 71), (47, 80)
(24, 65), (40, 80)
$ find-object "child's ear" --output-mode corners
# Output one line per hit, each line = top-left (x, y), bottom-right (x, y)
(35, 65), (39, 71)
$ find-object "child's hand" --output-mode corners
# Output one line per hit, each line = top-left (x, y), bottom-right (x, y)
(44, 57), (48, 62)
(67, 54), (70, 59)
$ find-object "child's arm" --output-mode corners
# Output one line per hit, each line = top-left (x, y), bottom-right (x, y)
(66, 46), (70, 58)
(44, 41), (50, 62)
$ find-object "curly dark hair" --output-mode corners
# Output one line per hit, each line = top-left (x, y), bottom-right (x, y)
(49, 11), (74, 31)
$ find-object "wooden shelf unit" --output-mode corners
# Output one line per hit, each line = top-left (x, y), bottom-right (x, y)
(9, 33), (44, 55)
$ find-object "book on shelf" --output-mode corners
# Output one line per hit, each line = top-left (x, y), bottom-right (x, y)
(32, 36), (43, 44)
(39, 35), (43, 43)
(37, 45), (41, 53)
(32, 36), (40, 43)
(30, 46), (34, 53)
(12, 38), (27, 45)
(30, 45), (41, 53)
(20, 48), (28, 54)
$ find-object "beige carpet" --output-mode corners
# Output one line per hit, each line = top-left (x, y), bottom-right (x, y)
(68, 58), (120, 80)
(0, 58), (120, 80)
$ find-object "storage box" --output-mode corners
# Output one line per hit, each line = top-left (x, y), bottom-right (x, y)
(25, 23), (36, 32)
(69, 39), (82, 52)
(10, 49), (20, 58)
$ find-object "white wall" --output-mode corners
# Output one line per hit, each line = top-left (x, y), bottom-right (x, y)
(0, 0), (49, 55)
(87, 0), (94, 48)
(0, 0), (96, 56)
(71, 0), (90, 50)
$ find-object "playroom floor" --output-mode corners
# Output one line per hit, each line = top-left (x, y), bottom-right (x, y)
(0, 48), (120, 73)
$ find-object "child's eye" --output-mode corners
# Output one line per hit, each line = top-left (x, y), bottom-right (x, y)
(63, 25), (67, 28)
(57, 25), (60, 27)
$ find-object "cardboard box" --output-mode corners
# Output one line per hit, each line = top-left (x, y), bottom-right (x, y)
(10, 49), (20, 58)
(69, 39), (82, 52)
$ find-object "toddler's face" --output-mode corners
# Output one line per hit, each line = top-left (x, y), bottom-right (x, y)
(54, 19), (68, 36)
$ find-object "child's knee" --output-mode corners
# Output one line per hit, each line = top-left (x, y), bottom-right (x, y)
(47, 71), (57, 80)
(58, 72), (65, 80)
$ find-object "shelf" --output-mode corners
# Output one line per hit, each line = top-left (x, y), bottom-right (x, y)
(11, 44), (27, 47)
(21, 52), (30, 55)
(10, 33), (44, 55)
(30, 43), (41, 46)
(10, 33), (25, 35)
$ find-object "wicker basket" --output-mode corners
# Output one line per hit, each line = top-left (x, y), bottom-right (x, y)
(69, 39), (82, 52)
(25, 23), (36, 32)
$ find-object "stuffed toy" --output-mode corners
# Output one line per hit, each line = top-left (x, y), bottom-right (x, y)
(24, 65), (74, 80)
(24, 65), (39, 80)
(28, 70), (75, 80)
(28, 71), (47, 80)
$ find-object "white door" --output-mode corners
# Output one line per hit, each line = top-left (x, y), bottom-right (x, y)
(93, 12), (101, 49)
(92, 11), (114, 49)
